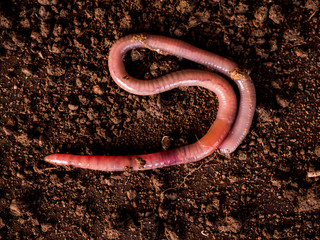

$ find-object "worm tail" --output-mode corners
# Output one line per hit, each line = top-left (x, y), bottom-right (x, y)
(44, 119), (230, 171)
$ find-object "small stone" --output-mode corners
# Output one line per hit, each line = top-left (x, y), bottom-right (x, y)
(21, 68), (32, 76)
(68, 104), (78, 110)
(93, 85), (104, 95)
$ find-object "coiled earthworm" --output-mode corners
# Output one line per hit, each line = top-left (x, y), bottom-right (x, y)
(44, 34), (256, 171)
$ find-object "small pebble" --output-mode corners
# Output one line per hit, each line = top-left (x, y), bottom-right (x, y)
(93, 85), (104, 95)
(68, 104), (79, 110)
(161, 136), (173, 151)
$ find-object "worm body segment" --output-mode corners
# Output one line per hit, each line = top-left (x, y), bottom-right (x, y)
(45, 34), (256, 171)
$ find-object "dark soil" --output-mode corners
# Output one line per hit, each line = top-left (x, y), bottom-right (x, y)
(1, 0), (320, 239)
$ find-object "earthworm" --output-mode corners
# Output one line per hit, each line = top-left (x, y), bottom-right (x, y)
(44, 34), (256, 171)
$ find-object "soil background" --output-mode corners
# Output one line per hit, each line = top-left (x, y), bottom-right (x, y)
(0, 0), (320, 239)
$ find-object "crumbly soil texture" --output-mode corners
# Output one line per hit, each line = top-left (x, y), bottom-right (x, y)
(1, 0), (320, 239)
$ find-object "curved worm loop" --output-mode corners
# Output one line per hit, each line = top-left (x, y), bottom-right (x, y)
(45, 34), (256, 171)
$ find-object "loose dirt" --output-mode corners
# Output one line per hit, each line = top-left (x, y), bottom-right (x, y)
(0, 0), (319, 239)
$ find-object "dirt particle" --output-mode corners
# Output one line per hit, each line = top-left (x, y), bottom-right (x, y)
(276, 95), (289, 108)
(315, 145), (320, 157)
(0, 16), (12, 29)
(10, 200), (22, 217)
(68, 104), (79, 111)
(3, 126), (13, 136)
(298, 190), (320, 213)
(110, 117), (121, 125)
(176, 1), (194, 14)
(235, 15), (247, 28)
(164, 225), (179, 240)
(21, 68), (32, 76)
(283, 29), (304, 44)
(270, 80), (280, 90)
(94, 8), (105, 20)
(161, 136), (173, 151)
(254, 6), (268, 23)
(20, 18), (31, 29)
(46, 65), (65, 76)
(268, 38), (277, 52)
(52, 24), (63, 37)
(0, 217), (4, 229)
(295, 48), (308, 58)
(75, 78), (83, 88)
(39, 6), (48, 19)
(39, 135), (45, 147)
(235, 3), (249, 14)
(3, 40), (17, 51)
(305, 0), (319, 10)
(41, 223), (52, 233)
(40, 21), (50, 37)
(93, 85), (104, 95)
(38, 0), (56, 5)
(15, 133), (31, 146)
(78, 95), (89, 105)
(269, 5), (284, 24)
(136, 157), (146, 169)
(126, 190), (137, 200)
(218, 217), (242, 233)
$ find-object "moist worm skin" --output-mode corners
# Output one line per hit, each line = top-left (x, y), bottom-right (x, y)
(44, 34), (256, 171)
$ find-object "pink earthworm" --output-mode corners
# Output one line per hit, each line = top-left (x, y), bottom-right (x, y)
(44, 34), (256, 171)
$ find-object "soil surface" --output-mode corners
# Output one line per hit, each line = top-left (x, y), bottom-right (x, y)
(1, 0), (320, 239)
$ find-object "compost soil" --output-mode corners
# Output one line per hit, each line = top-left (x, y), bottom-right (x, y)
(0, 0), (320, 239)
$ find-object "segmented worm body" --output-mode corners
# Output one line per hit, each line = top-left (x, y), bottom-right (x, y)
(45, 34), (256, 171)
